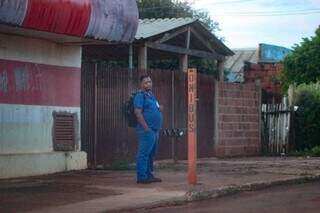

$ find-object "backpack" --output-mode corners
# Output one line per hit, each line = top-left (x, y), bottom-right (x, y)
(123, 91), (145, 128)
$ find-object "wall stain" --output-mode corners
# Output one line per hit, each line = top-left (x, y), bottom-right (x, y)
(0, 69), (8, 93)
(14, 66), (29, 92)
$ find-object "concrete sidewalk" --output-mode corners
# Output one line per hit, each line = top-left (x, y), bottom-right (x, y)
(1, 157), (320, 213)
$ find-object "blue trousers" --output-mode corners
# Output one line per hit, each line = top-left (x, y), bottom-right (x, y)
(136, 129), (159, 181)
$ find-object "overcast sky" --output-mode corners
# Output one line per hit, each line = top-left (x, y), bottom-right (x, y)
(189, 0), (320, 49)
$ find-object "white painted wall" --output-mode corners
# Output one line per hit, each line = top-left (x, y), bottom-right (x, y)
(0, 33), (81, 68)
(0, 151), (87, 179)
(0, 33), (87, 178)
(0, 104), (80, 154)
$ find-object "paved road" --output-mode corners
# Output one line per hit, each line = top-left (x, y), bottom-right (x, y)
(130, 181), (320, 213)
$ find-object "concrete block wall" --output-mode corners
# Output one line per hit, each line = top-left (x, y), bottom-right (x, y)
(214, 82), (261, 157)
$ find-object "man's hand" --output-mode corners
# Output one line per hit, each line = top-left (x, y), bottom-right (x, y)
(159, 105), (164, 112)
(134, 108), (149, 131)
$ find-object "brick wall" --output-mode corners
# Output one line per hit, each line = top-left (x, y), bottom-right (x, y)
(244, 63), (282, 102)
(214, 82), (261, 157)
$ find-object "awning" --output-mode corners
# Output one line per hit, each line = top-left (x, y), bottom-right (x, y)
(0, 0), (139, 43)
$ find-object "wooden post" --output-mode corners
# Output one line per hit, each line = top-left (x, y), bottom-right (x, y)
(217, 59), (225, 81)
(213, 80), (219, 151)
(128, 44), (133, 70)
(180, 54), (188, 72)
(288, 85), (294, 107)
(180, 27), (191, 73)
(188, 68), (197, 185)
(138, 44), (147, 71)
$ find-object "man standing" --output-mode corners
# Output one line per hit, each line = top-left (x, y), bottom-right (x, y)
(134, 75), (163, 184)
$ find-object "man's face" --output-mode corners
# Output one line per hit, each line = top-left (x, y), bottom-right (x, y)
(141, 77), (152, 91)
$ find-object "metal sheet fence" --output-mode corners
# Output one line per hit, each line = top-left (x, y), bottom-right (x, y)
(81, 63), (216, 167)
(197, 74), (215, 158)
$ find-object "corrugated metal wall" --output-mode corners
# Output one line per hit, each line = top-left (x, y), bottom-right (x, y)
(81, 63), (216, 167)
(197, 74), (216, 158)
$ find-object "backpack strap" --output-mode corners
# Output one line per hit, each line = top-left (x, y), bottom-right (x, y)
(134, 90), (148, 112)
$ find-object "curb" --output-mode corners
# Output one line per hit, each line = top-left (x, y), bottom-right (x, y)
(186, 174), (320, 201)
(116, 174), (320, 212)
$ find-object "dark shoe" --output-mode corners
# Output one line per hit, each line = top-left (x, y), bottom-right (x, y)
(137, 179), (153, 184)
(151, 177), (162, 182)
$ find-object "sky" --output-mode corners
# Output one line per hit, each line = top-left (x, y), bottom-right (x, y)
(188, 0), (320, 49)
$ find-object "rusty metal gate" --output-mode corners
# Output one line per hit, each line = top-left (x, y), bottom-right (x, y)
(81, 62), (215, 167)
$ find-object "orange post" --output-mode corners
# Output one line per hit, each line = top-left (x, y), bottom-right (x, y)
(187, 68), (197, 185)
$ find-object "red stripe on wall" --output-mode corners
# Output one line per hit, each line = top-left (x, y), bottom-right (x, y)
(0, 59), (80, 107)
(22, 0), (91, 37)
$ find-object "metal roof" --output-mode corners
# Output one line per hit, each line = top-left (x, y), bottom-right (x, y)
(225, 44), (292, 82)
(225, 48), (259, 82)
(135, 18), (233, 56)
(135, 18), (197, 40)
(0, 0), (139, 43)
(259, 43), (291, 63)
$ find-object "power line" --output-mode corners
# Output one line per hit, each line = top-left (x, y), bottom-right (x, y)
(140, 10), (320, 17)
(219, 11), (320, 16)
(220, 8), (320, 14)
(200, 0), (258, 5)
(138, 0), (258, 11)
(212, 8), (320, 16)
(140, 6), (320, 17)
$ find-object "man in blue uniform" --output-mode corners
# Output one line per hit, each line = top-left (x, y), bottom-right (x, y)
(134, 75), (163, 184)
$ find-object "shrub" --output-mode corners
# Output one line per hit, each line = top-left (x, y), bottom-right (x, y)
(293, 83), (320, 150)
(310, 146), (320, 157)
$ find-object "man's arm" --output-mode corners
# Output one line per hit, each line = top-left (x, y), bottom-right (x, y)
(134, 108), (149, 131)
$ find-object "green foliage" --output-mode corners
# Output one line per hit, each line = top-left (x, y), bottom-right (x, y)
(281, 27), (320, 90)
(310, 146), (320, 157)
(137, 0), (220, 33)
(289, 146), (320, 157)
(293, 83), (320, 150)
(189, 59), (219, 76)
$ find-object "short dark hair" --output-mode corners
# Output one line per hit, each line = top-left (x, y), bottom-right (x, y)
(140, 75), (151, 82)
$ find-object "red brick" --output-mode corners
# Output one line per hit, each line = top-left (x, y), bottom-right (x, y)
(244, 146), (260, 155)
(219, 131), (246, 138)
(219, 138), (248, 145)
(249, 63), (262, 70)
(244, 131), (260, 138)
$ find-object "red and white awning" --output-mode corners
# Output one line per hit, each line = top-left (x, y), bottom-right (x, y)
(0, 0), (139, 43)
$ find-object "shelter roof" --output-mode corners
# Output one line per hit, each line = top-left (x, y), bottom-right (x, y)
(135, 18), (196, 40)
(135, 18), (233, 56)
(83, 18), (234, 61)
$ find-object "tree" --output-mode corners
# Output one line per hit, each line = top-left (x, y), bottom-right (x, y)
(281, 27), (320, 90)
